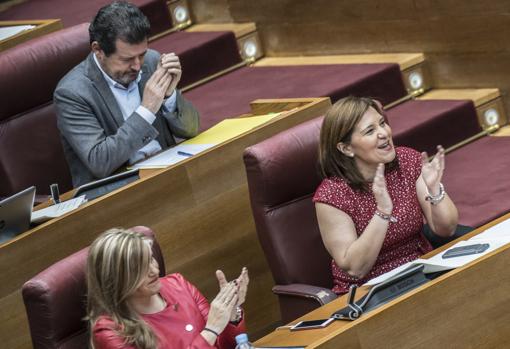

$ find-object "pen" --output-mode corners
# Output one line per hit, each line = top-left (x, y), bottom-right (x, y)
(177, 151), (194, 157)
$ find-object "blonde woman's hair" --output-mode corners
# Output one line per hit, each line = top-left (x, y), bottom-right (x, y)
(86, 228), (158, 349)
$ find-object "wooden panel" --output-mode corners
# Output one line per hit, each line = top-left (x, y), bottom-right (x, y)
(0, 97), (330, 349)
(187, 22), (256, 38)
(418, 88), (501, 107)
(188, 0), (233, 23)
(0, 19), (62, 52)
(203, 0), (510, 114)
(254, 53), (425, 71)
(256, 212), (510, 348)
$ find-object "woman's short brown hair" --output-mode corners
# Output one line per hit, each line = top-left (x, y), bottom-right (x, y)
(318, 96), (396, 191)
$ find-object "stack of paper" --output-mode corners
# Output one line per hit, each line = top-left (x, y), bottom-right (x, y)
(131, 113), (281, 169)
(31, 196), (87, 223)
(130, 144), (214, 169)
(365, 219), (510, 286)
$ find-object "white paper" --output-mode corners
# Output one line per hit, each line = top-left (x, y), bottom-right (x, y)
(130, 144), (215, 169)
(469, 218), (510, 242)
(364, 238), (510, 286)
(31, 196), (87, 223)
(0, 25), (35, 41)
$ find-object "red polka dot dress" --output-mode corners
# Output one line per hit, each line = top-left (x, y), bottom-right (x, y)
(313, 147), (432, 294)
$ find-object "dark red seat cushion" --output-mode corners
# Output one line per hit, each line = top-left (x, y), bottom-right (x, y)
(244, 117), (329, 287)
(444, 136), (510, 227)
(0, 0), (171, 36)
(0, 23), (89, 196)
(388, 99), (481, 154)
(185, 64), (407, 131)
(150, 31), (242, 88)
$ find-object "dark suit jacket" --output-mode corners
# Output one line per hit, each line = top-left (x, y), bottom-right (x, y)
(54, 49), (200, 187)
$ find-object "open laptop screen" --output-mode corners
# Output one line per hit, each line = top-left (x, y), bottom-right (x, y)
(0, 186), (36, 243)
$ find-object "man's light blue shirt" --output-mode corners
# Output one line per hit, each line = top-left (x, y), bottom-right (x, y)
(93, 54), (177, 164)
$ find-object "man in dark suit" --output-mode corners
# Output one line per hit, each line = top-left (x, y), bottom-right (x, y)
(55, 1), (200, 187)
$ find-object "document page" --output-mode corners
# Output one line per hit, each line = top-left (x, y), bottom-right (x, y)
(31, 196), (87, 223)
(365, 237), (510, 287)
(0, 25), (35, 41)
(469, 218), (510, 242)
(130, 144), (214, 169)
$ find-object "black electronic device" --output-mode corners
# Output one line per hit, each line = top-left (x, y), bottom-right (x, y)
(332, 264), (429, 321)
(289, 318), (335, 331)
(442, 243), (490, 259)
(72, 169), (140, 201)
(0, 186), (36, 243)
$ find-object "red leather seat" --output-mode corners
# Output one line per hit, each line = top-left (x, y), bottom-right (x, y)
(21, 226), (166, 349)
(243, 117), (337, 323)
(0, 23), (90, 198)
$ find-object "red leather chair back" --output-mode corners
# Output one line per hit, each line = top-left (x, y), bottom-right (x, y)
(21, 226), (166, 349)
(243, 117), (332, 289)
(0, 23), (90, 197)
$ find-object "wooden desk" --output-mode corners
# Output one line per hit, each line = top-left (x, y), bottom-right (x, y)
(0, 19), (62, 52)
(255, 213), (510, 348)
(0, 97), (330, 349)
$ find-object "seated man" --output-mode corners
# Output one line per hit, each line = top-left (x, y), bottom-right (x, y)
(55, 1), (200, 187)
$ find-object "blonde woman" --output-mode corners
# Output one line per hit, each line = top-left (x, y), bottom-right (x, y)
(87, 228), (249, 349)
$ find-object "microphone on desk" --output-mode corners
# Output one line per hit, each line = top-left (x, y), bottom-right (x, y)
(50, 183), (60, 204)
(346, 285), (363, 320)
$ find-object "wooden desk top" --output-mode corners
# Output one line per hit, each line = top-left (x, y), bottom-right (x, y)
(0, 97), (331, 349)
(0, 19), (62, 52)
(255, 212), (510, 348)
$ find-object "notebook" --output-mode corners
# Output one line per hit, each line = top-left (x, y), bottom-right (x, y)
(0, 186), (36, 243)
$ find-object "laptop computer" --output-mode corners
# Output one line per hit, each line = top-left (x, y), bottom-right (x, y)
(0, 186), (36, 243)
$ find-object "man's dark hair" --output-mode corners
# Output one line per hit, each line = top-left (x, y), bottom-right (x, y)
(89, 1), (151, 56)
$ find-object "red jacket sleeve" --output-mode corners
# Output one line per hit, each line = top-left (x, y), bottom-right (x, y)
(178, 274), (247, 349)
(93, 317), (137, 349)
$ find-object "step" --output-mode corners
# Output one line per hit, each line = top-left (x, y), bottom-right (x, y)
(0, 0), (174, 36)
(443, 135), (510, 227)
(187, 22), (262, 62)
(255, 53), (429, 94)
(187, 23), (257, 39)
(493, 125), (510, 137)
(388, 98), (481, 155)
(418, 88), (506, 130)
(255, 53), (424, 71)
(150, 30), (242, 88)
(184, 63), (407, 131)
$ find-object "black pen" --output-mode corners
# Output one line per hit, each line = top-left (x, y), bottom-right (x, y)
(177, 151), (194, 157)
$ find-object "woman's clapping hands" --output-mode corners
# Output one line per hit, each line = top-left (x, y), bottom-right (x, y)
(216, 267), (249, 321)
(421, 145), (445, 195)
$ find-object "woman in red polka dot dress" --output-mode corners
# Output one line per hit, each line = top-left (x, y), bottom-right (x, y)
(313, 96), (459, 295)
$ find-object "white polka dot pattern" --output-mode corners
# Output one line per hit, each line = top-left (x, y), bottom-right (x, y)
(313, 147), (433, 294)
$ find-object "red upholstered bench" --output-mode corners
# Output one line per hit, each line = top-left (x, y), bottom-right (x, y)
(443, 135), (510, 227)
(150, 30), (242, 88)
(387, 99), (481, 154)
(185, 64), (407, 131)
(0, 0), (172, 36)
(0, 23), (89, 198)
